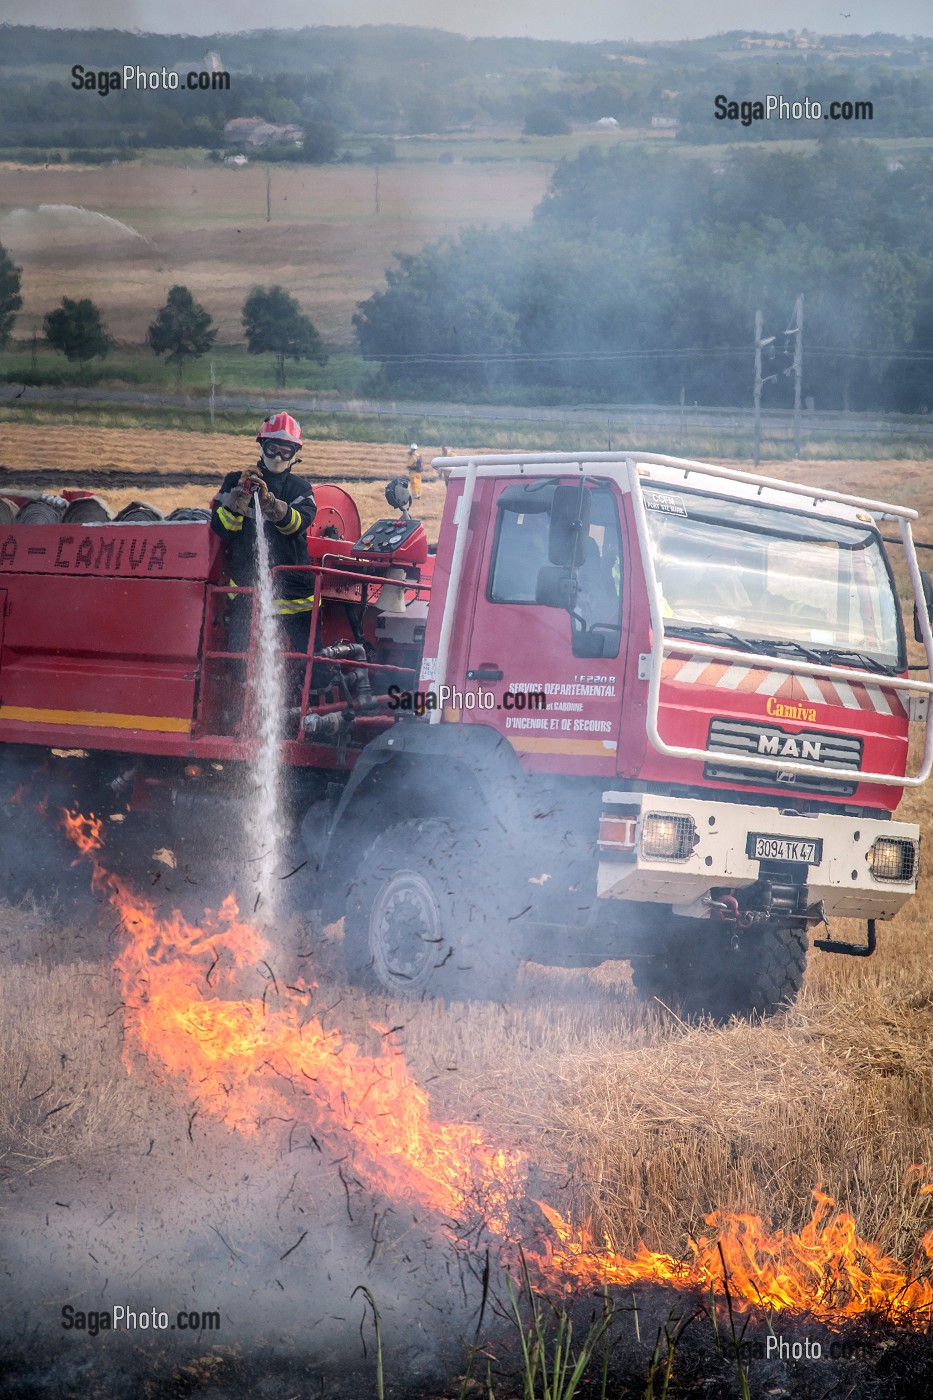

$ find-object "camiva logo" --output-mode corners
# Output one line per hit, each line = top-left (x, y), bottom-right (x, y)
(766, 696), (817, 723)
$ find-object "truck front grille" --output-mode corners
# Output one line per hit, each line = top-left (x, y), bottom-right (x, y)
(704, 718), (863, 797)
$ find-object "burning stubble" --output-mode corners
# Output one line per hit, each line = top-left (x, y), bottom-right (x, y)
(52, 811), (933, 1327)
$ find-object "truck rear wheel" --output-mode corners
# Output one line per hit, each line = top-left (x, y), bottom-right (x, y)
(344, 818), (517, 1001)
(629, 919), (808, 1022)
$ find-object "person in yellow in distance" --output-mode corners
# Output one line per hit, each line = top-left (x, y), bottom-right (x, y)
(406, 443), (424, 500)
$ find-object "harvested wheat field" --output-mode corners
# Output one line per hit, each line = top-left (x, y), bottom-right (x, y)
(0, 421), (415, 479)
(0, 162), (550, 343)
(3, 444), (933, 1396)
(0, 422), (456, 533)
(2, 419), (930, 542)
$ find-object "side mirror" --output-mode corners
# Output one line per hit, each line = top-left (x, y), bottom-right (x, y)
(536, 565), (578, 610)
(914, 570), (933, 643)
(548, 485), (591, 568)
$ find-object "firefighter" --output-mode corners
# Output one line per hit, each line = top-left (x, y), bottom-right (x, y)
(211, 411), (318, 688)
(406, 443), (424, 500)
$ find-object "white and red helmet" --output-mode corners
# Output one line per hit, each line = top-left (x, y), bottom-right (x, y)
(257, 411), (302, 449)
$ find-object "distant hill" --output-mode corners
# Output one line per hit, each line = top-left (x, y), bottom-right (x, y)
(0, 23), (930, 153)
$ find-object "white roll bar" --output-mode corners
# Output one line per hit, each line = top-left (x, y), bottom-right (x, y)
(428, 457), (478, 723)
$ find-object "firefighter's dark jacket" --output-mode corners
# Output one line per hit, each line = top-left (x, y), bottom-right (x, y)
(210, 462), (317, 603)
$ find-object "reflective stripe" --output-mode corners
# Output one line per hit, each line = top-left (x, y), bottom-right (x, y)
(227, 580), (314, 614)
(217, 506), (243, 531)
(0, 703), (190, 734)
(662, 652), (910, 720)
(276, 593), (316, 614)
(276, 506), (303, 536)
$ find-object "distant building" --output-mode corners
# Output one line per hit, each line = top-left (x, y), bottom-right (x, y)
(176, 50), (225, 74)
(650, 116), (678, 129)
(223, 117), (303, 147)
(595, 116), (620, 129)
(224, 153), (249, 168)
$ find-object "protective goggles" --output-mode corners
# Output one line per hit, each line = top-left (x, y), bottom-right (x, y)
(260, 438), (299, 460)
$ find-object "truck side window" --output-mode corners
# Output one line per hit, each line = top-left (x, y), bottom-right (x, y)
(573, 487), (622, 658)
(488, 481), (623, 659)
(489, 505), (552, 603)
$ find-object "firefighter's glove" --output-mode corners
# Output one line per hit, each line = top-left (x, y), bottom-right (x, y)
(261, 493), (289, 524)
(222, 485), (253, 517)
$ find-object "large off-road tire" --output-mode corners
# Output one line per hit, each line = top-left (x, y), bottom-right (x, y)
(629, 919), (808, 1022)
(344, 818), (518, 1001)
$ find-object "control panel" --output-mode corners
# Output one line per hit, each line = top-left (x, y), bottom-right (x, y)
(352, 517), (428, 565)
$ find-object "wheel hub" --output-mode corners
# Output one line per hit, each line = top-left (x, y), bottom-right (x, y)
(371, 872), (444, 987)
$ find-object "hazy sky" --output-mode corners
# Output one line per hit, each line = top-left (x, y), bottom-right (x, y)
(1, 0), (930, 43)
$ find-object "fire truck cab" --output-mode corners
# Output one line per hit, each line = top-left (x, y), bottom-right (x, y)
(326, 452), (933, 1019)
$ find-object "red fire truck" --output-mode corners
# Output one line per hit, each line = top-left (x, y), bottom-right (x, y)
(1, 452), (931, 1020)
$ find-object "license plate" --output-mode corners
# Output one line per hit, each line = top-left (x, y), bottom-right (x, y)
(747, 833), (823, 864)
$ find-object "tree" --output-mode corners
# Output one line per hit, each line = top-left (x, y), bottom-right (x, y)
(146, 284), (217, 388)
(0, 242), (22, 350)
(353, 231), (522, 390)
(523, 106), (571, 137)
(241, 286), (327, 389)
(43, 297), (113, 364)
(297, 121), (339, 163)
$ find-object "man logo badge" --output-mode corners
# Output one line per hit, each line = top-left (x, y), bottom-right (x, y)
(758, 734), (823, 761)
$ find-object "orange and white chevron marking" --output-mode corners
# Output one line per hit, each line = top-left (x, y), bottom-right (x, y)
(661, 654), (910, 720)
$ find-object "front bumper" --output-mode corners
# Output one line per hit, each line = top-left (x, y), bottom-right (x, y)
(597, 791), (919, 920)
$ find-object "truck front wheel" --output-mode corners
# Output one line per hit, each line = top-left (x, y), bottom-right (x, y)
(629, 919), (808, 1022)
(343, 818), (517, 1001)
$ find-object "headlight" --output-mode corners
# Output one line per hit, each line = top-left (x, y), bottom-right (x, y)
(868, 837), (918, 883)
(641, 813), (697, 861)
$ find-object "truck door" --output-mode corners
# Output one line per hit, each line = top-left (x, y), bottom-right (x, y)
(0, 590), (6, 676)
(460, 477), (627, 773)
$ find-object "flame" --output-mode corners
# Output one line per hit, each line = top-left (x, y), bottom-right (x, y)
(62, 809), (933, 1324)
(531, 1193), (933, 1323)
(64, 810), (522, 1227)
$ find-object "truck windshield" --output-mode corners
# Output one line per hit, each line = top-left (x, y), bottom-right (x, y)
(643, 486), (904, 672)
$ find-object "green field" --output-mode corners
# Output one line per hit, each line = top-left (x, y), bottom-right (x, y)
(0, 343), (370, 395)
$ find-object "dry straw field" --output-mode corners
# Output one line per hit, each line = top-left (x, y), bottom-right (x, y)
(0, 421), (451, 530)
(2, 439), (933, 1341)
(0, 161), (550, 344)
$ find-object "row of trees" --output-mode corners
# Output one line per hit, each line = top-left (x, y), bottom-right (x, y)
(353, 141), (933, 413)
(0, 249), (326, 389)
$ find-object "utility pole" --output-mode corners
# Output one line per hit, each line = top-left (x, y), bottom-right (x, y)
(209, 360), (216, 430)
(374, 164), (381, 216)
(753, 310), (776, 467)
(265, 168), (272, 222)
(785, 293), (804, 459)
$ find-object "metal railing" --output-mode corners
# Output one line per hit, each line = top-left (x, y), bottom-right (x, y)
(195, 557), (431, 742)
